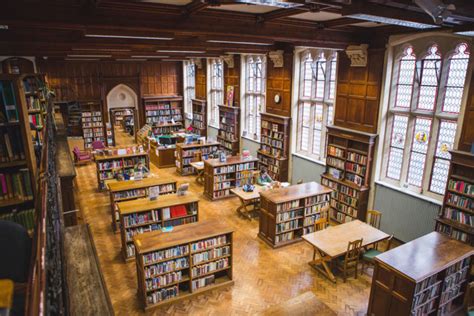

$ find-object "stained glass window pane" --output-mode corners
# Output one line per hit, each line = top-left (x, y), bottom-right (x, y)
(387, 115), (408, 180)
(315, 55), (326, 99)
(443, 43), (469, 113)
(328, 58), (337, 101)
(312, 129), (321, 155)
(430, 158), (450, 194)
(407, 117), (432, 186)
(417, 46), (441, 111)
(327, 105), (334, 126)
(395, 47), (416, 108)
(314, 104), (323, 130)
(435, 120), (457, 159)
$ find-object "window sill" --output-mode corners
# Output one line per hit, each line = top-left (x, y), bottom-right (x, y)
(241, 135), (261, 144)
(292, 152), (326, 167)
(374, 180), (443, 206)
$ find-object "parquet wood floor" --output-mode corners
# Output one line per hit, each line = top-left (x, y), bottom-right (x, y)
(71, 130), (372, 316)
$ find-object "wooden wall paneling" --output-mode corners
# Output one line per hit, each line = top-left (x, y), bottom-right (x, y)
(195, 59), (207, 100)
(459, 71), (474, 152)
(224, 55), (241, 106)
(334, 49), (384, 134)
(265, 52), (293, 117)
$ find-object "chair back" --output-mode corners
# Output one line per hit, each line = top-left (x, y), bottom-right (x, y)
(193, 151), (202, 162)
(367, 210), (382, 229)
(314, 216), (328, 232)
(344, 239), (363, 266)
(73, 146), (80, 153)
(252, 171), (261, 185)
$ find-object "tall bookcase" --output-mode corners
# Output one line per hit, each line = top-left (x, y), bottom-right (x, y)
(217, 105), (240, 155)
(191, 99), (206, 137)
(368, 232), (473, 316)
(118, 194), (199, 261)
(175, 142), (220, 176)
(258, 182), (332, 248)
(108, 177), (177, 233)
(143, 95), (183, 128)
(94, 149), (150, 190)
(0, 75), (37, 232)
(258, 113), (290, 182)
(21, 74), (47, 163)
(320, 125), (376, 224)
(203, 156), (258, 200)
(133, 219), (234, 310)
(435, 150), (474, 245)
(80, 100), (105, 149)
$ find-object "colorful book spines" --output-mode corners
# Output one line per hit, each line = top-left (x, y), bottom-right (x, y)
(0, 208), (35, 231)
(448, 180), (473, 196)
(0, 169), (33, 200)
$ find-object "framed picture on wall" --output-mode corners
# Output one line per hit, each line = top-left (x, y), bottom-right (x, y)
(226, 86), (234, 107)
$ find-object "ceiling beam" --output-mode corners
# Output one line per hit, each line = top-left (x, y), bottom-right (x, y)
(257, 8), (306, 23)
(323, 17), (361, 28)
(182, 0), (220, 16)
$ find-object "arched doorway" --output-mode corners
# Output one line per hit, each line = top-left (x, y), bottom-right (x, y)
(106, 84), (138, 146)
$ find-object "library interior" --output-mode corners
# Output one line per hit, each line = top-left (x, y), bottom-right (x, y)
(2, 0), (474, 315)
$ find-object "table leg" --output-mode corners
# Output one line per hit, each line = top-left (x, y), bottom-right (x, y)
(308, 248), (336, 283)
(195, 170), (204, 185)
(236, 197), (253, 220)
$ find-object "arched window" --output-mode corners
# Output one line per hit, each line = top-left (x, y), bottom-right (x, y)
(208, 58), (223, 127)
(183, 61), (195, 117)
(242, 55), (266, 139)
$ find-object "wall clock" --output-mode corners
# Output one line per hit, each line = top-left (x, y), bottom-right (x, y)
(274, 93), (281, 104)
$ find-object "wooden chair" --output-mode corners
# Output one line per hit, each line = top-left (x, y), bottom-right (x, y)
(362, 235), (394, 273)
(311, 216), (329, 261)
(192, 151), (202, 163)
(367, 210), (382, 229)
(336, 239), (363, 282)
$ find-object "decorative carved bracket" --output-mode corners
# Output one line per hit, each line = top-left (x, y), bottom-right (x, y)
(192, 58), (202, 69)
(221, 54), (234, 68)
(345, 44), (369, 67)
(269, 50), (284, 68)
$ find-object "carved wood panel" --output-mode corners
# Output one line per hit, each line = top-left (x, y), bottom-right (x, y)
(195, 59), (207, 100)
(265, 52), (292, 118)
(224, 55), (240, 106)
(459, 71), (474, 152)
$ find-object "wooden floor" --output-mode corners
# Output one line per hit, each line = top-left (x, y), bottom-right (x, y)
(71, 129), (373, 316)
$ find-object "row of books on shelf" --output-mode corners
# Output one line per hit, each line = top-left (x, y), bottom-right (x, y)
(446, 192), (473, 210)
(81, 111), (101, 117)
(84, 131), (103, 137)
(164, 216), (197, 228)
(275, 231), (296, 243)
(146, 271), (184, 291)
(147, 285), (179, 305)
(124, 205), (197, 228)
(25, 96), (43, 110)
(305, 203), (329, 216)
(22, 77), (43, 94)
(327, 145), (368, 165)
(260, 145), (284, 158)
(448, 179), (473, 196)
(124, 210), (159, 228)
(213, 181), (233, 191)
(276, 219), (301, 234)
(276, 195), (330, 213)
(192, 258), (229, 277)
(0, 129), (25, 162)
(322, 178), (362, 199)
(146, 110), (182, 116)
(336, 192), (358, 208)
(213, 189), (231, 199)
(328, 145), (345, 158)
(145, 104), (177, 111)
(276, 209), (302, 222)
(193, 113), (204, 122)
(29, 113), (43, 128)
(192, 121), (205, 129)
(330, 209), (354, 223)
(347, 152), (367, 165)
(151, 125), (181, 134)
(346, 162), (366, 176)
(214, 162), (255, 174)
(82, 122), (103, 128)
(261, 136), (284, 149)
(0, 169), (33, 200)
(178, 166), (194, 175)
(192, 246), (230, 265)
(191, 235), (228, 253)
(82, 116), (102, 122)
(0, 208), (35, 231)
(218, 131), (236, 142)
(181, 147), (219, 158)
(261, 121), (280, 132)
(0, 81), (19, 123)
(259, 155), (283, 168)
(261, 129), (284, 140)
(443, 207), (474, 227)
(143, 245), (189, 265)
(330, 199), (358, 218)
(99, 169), (132, 181)
(98, 157), (147, 170)
(144, 257), (189, 279)
(147, 116), (183, 124)
(192, 275), (216, 291)
(219, 124), (236, 134)
(304, 213), (327, 227)
(327, 157), (345, 169)
(437, 223), (469, 243)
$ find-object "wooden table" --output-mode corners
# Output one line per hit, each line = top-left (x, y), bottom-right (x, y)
(302, 220), (389, 283)
(190, 161), (205, 185)
(230, 185), (264, 220)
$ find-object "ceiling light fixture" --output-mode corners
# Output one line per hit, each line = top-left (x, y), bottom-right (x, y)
(0, 25), (8, 30)
(67, 54), (112, 58)
(455, 31), (474, 36)
(207, 40), (272, 46)
(65, 58), (100, 61)
(116, 58), (147, 61)
(156, 50), (205, 54)
(232, 0), (302, 9)
(72, 48), (132, 52)
(346, 14), (438, 29)
(86, 34), (173, 40)
(130, 55), (169, 58)
(162, 59), (188, 61)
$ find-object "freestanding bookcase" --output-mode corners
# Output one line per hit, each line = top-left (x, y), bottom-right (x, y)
(258, 113), (290, 182)
(435, 150), (474, 245)
(258, 182), (332, 248)
(133, 219), (234, 310)
(191, 99), (207, 137)
(143, 95), (183, 129)
(320, 125), (377, 224)
(80, 100), (105, 149)
(175, 142), (220, 176)
(367, 231), (473, 316)
(217, 105), (240, 155)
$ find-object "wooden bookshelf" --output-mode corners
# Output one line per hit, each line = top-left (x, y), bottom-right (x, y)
(0, 75), (37, 228)
(258, 182), (332, 248)
(368, 231), (473, 316)
(203, 156), (258, 201)
(133, 219), (234, 310)
(175, 142), (220, 176)
(108, 177), (177, 233)
(94, 149), (150, 190)
(435, 150), (474, 245)
(258, 113), (290, 182)
(143, 95), (183, 129)
(320, 125), (377, 224)
(191, 99), (207, 137)
(217, 105), (240, 155)
(118, 193), (200, 261)
(21, 73), (47, 162)
(81, 100), (105, 149)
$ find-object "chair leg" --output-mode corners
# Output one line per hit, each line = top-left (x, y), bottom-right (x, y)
(312, 248), (316, 262)
(355, 262), (358, 279)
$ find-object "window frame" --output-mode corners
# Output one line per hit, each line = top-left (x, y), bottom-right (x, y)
(241, 54), (266, 141)
(183, 61), (196, 120)
(295, 49), (338, 162)
(207, 58), (224, 128)
(380, 41), (471, 200)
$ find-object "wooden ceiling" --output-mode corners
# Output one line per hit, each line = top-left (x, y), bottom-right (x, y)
(1, 0), (473, 61)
